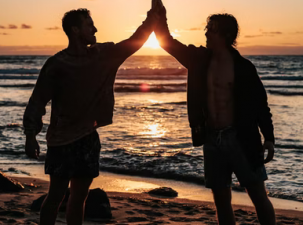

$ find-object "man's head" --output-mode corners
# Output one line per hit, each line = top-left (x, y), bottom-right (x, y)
(62, 8), (97, 45)
(205, 13), (239, 50)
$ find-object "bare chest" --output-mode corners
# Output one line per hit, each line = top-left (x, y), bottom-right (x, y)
(207, 59), (235, 93)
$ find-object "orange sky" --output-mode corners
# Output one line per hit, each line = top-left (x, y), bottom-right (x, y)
(1, 0), (303, 55)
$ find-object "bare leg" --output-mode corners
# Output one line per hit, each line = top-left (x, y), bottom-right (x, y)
(66, 177), (93, 225)
(40, 176), (69, 225)
(212, 188), (236, 225)
(246, 182), (276, 225)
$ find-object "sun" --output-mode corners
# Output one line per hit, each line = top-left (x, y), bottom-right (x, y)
(143, 32), (160, 49)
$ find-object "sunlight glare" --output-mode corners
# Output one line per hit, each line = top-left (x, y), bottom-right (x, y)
(143, 32), (160, 49)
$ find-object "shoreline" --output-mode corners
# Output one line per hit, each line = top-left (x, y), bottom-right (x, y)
(9, 170), (303, 212)
(1, 176), (303, 224)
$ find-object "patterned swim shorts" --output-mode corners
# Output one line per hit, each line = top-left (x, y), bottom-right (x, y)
(203, 127), (267, 189)
(45, 130), (101, 179)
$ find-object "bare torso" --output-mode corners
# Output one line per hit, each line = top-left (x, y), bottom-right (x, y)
(207, 53), (235, 129)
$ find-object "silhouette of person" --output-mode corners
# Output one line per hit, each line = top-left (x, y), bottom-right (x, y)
(23, 8), (158, 225)
(153, 1), (276, 224)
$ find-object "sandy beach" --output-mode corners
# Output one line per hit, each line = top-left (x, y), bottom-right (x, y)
(1, 174), (303, 225)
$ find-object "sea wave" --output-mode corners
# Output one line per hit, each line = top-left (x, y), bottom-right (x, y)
(152, 101), (187, 106)
(0, 55), (48, 63)
(114, 83), (186, 93)
(0, 84), (35, 88)
(0, 75), (38, 80)
(261, 76), (303, 81)
(100, 149), (204, 184)
(264, 85), (303, 89)
(117, 67), (187, 76)
(268, 90), (303, 96)
(275, 143), (303, 150)
(0, 68), (40, 75)
(0, 101), (27, 107)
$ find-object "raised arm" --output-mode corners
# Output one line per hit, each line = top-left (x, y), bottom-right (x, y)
(154, 6), (195, 68)
(107, 10), (158, 61)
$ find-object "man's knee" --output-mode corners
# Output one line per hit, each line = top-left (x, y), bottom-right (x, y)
(47, 187), (68, 204)
(212, 188), (232, 207)
(69, 177), (93, 202)
(246, 182), (270, 205)
(42, 194), (66, 211)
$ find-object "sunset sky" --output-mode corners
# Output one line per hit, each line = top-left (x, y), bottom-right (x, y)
(1, 0), (303, 55)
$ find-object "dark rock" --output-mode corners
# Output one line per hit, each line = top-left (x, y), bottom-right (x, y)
(85, 188), (112, 219)
(0, 171), (24, 192)
(148, 187), (178, 198)
(31, 188), (112, 219)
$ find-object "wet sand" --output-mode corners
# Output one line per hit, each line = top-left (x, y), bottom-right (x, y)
(1, 176), (303, 224)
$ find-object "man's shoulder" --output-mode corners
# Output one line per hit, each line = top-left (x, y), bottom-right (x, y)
(187, 44), (209, 60)
(188, 44), (207, 52)
(233, 50), (256, 70)
(42, 55), (58, 69)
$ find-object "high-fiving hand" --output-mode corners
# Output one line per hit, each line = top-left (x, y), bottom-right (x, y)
(152, 0), (164, 12)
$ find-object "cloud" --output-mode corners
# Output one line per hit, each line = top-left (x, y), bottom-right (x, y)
(46, 26), (60, 30)
(279, 43), (301, 46)
(245, 31), (283, 38)
(0, 33), (9, 35)
(8, 24), (18, 29)
(262, 31), (282, 35)
(185, 27), (203, 31)
(21, 24), (32, 29)
(176, 27), (203, 32)
(238, 45), (303, 55)
(171, 32), (180, 38)
(244, 35), (263, 38)
(0, 25), (5, 29)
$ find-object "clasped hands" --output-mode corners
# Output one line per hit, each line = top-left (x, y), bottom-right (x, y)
(147, 0), (166, 27)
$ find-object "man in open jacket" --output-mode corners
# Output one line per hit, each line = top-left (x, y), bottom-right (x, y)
(154, 3), (276, 225)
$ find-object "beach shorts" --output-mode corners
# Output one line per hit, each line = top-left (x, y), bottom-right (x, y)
(203, 126), (267, 189)
(45, 130), (101, 179)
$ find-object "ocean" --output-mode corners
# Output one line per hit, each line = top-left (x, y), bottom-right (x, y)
(0, 54), (302, 203)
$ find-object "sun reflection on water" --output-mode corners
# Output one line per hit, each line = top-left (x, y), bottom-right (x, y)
(140, 123), (167, 138)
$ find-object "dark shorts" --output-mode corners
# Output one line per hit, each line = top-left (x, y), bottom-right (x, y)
(45, 130), (101, 179)
(203, 127), (267, 189)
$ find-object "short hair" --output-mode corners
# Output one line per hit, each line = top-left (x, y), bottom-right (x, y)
(206, 13), (239, 47)
(62, 8), (91, 37)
